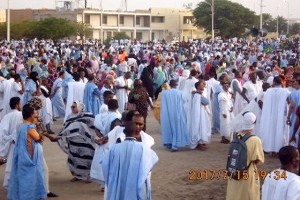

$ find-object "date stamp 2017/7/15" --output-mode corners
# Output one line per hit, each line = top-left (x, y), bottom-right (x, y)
(188, 169), (287, 181)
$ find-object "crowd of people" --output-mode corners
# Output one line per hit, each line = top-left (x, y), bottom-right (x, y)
(0, 37), (300, 199)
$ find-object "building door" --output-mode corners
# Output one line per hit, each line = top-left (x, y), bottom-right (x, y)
(152, 32), (155, 41)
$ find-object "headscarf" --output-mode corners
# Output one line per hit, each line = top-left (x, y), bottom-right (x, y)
(242, 112), (256, 130)
(74, 101), (85, 112)
(27, 97), (43, 110)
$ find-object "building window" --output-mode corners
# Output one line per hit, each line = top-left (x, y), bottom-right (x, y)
(136, 16), (140, 25)
(103, 15), (107, 24)
(84, 15), (90, 24)
(151, 16), (164, 23)
(136, 32), (142, 40)
(107, 31), (112, 38)
(183, 16), (194, 24)
(120, 16), (124, 24)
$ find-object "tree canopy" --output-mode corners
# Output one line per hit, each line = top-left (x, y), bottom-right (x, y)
(0, 17), (92, 40)
(103, 32), (130, 46)
(193, 0), (259, 38)
(193, 0), (299, 38)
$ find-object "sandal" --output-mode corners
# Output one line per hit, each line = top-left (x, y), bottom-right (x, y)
(197, 144), (207, 151)
(70, 177), (80, 182)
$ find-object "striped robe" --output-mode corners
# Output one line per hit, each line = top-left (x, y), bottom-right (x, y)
(57, 112), (96, 180)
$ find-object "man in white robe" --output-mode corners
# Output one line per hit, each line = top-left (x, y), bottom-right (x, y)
(102, 121), (158, 200)
(64, 81), (86, 122)
(10, 74), (24, 101)
(241, 72), (262, 104)
(230, 82), (270, 138)
(218, 79), (234, 144)
(106, 111), (154, 150)
(0, 77), (21, 118)
(40, 79), (54, 134)
(99, 90), (115, 114)
(181, 70), (199, 131)
(90, 99), (122, 185)
(230, 71), (245, 116)
(190, 80), (211, 150)
(206, 69), (219, 123)
(177, 69), (190, 90)
(262, 146), (300, 200)
(0, 97), (23, 188)
(0, 75), (5, 118)
(260, 76), (290, 153)
(114, 72), (132, 113)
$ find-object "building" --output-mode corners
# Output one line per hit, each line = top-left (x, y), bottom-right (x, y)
(7, 6), (207, 42)
(289, 18), (300, 25)
(0, 10), (6, 23)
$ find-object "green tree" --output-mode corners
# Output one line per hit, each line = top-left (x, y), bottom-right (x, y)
(262, 13), (275, 32)
(0, 18), (92, 40)
(73, 22), (93, 41)
(32, 18), (76, 40)
(103, 32), (130, 46)
(267, 16), (288, 35)
(193, 0), (259, 38)
(290, 23), (300, 35)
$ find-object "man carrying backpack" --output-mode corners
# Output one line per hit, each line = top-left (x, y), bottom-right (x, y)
(226, 112), (264, 200)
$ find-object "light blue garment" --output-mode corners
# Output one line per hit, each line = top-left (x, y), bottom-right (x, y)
(83, 82), (101, 116)
(289, 90), (300, 140)
(160, 89), (190, 150)
(40, 64), (49, 78)
(212, 84), (222, 133)
(23, 79), (37, 105)
(8, 123), (46, 200)
(32, 65), (42, 77)
(154, 68), (166, 92)
(51, 78), (65, 118)
(62, 71), (74, 100)
(94, 111), (121, 135)
(102, 139), (159, 200)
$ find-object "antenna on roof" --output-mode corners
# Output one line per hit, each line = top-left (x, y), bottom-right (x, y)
(120, 0), (128, 11)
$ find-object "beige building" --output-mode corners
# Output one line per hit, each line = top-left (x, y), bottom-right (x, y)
(0, 10), (6, 23)
(8, 7), (206, 42)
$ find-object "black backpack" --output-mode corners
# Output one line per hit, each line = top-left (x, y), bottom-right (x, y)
(226, 132), (254, 180)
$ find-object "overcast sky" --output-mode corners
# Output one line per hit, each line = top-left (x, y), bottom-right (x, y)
(0, 0), (299, 19)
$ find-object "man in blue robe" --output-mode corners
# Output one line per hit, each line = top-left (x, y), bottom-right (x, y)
(287, 83), (300, 140)
(83, 74), (101, 116)
(102, 121), (158, 200)
(62, 70), (75, 102)
(160, 80), (190, 151)
(51, 71), (66, 119)
(8, 104), (47, 200)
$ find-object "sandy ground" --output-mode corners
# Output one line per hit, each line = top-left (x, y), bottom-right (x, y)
(0, 111), (280, 200)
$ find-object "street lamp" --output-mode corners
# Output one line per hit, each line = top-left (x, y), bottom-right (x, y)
(202, 0), (214, 42)
(7, 0), (10, 43)
(284, 0), (289, 35)
(260, 0), (263, 30)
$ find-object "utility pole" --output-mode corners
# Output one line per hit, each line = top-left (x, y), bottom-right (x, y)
(202, 0), (214, 42)
(286, 0), (289, 35)
(85, 0), (87, 8)
(7, 0), (10, 43)
(276, 7), (279, 38)
(260, 0), (263, 30)
(211, 0), (214, 42)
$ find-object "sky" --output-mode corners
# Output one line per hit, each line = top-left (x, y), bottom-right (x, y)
(0, 0), (299, 19)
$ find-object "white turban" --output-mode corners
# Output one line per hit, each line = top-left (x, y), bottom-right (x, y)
(266, 76), (274, 86)
(242, 112), (256, 130)
(182, 70), (190, 77)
